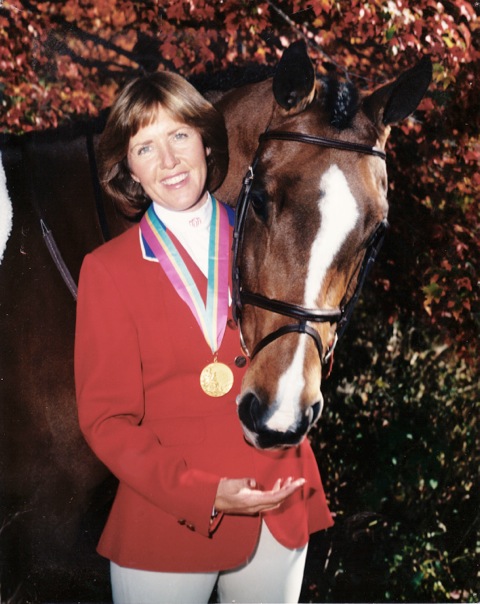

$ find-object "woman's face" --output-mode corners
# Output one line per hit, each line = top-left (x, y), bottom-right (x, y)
(128, 106), (210, 212)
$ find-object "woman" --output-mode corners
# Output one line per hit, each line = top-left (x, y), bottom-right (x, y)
(75, 71), (333, 604)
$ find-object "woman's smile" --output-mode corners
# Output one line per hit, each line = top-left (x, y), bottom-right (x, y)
(161, 172), (189, 187)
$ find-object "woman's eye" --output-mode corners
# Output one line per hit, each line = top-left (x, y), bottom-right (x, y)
(174, 131), (188, 141)
(137, 144), (152, 156)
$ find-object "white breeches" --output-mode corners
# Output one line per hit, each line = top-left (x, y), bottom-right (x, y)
(110, 520), (308, 604)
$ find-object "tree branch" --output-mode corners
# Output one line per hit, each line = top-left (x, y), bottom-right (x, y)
(265, 0), (347, 74)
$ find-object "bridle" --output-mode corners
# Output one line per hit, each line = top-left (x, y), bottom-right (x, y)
(232, 129), (388, 372)
(232, 130), (388, 368)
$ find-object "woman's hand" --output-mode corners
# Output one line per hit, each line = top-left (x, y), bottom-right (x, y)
(214, 476), (306, 516)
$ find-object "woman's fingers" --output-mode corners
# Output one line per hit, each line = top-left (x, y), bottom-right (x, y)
(215, 476), (306, 515)
(271, 477), (282, 492)
(247, 477), (306, 513)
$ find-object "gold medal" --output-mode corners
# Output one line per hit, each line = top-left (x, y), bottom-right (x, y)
(200, 361), (234, 397)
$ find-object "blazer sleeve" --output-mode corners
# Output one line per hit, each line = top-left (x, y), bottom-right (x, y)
(74, 252), (220, 538)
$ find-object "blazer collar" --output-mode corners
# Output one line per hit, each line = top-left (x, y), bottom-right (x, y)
(139, 228), (158, 263)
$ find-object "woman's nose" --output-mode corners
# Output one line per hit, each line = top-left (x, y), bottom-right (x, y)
(158, 144), (179, 169)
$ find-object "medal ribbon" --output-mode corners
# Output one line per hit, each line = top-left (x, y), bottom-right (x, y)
(140, 197), (229, 354)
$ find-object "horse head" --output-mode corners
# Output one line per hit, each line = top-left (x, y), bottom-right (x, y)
(216, 42), (432, 449)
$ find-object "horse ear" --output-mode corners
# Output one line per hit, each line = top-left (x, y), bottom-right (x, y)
(363, 56), (432, 127)
(273, 40), (316, 113)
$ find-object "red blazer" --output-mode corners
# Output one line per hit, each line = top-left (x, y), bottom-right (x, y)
(74, 215), (333, 573)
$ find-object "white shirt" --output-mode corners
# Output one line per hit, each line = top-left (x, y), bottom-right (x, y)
(152, 194), (212, 277)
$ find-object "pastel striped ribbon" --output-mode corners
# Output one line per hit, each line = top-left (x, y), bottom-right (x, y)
(140, 197), (229, 354)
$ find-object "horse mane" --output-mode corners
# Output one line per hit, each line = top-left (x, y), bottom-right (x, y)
(195, 63), (361, 132)
(191, 62), (276, 96)
(195, 63), (362, 134)
(321, 75), (360, 130)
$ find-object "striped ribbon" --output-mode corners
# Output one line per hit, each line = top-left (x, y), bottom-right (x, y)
(140, 197), (229, 354)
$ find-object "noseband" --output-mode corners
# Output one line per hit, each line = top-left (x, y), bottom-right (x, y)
(232, 129), (388, 369)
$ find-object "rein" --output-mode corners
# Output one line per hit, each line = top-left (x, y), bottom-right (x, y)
(232, 129), (388, 368)
(25, 133), (110, 302)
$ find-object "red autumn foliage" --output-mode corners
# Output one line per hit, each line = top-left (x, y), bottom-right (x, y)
(1, 0), (478, 360)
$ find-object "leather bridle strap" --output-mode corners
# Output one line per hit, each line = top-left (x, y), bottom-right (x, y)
(240, 219), (388, 361)
(335, 219), (388, 340)
(242, 290), (343, 361)
(251, 322), (323, 361)
(259, 130), (387, 159)
(241, 291), (343, 323)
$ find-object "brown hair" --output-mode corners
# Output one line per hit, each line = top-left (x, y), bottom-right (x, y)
(98, 71), (228, 219)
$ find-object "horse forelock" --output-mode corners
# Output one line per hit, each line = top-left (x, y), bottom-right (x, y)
(320, 75), (360, 130)
(0, 153), (13, 264)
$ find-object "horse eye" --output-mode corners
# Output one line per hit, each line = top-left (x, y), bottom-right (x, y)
(250, 188), (268, 221)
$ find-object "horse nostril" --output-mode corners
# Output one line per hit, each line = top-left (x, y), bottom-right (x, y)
(309, 401), (321, 424)
(238, 392), (264, 432)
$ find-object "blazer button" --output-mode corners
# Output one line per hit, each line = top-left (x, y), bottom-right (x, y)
(234, 355), (247, 368)
(178, 519), (186, 525)
(227, 319), (237, 330)
(186, 522), (195, 531)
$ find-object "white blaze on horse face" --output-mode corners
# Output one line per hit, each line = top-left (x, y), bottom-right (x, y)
(266, 164), (358, 433)
(0, 154), (13, 265)
(305, 164), (360, 305)
(266, 338), (308, 432)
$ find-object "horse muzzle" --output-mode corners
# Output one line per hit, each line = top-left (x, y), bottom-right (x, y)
(236, 392), (322, 449)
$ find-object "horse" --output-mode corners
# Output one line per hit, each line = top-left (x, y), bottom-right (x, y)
(0, 41), (431, 601)
(0, 126), (127, 602)
(214, 41), (432, 449)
